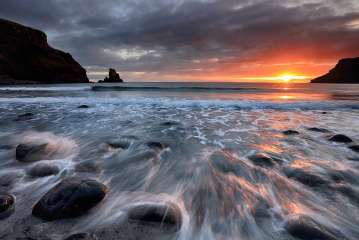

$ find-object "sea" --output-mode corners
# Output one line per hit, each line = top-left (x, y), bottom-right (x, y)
(0, 82), (359, 240)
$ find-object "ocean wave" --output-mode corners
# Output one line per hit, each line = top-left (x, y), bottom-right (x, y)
(91, 85), (264, 92)
(0, 96), (358, 110)
(0, 86), (91, 91)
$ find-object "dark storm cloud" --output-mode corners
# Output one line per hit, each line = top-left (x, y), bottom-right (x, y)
(1, 0), (359, 80)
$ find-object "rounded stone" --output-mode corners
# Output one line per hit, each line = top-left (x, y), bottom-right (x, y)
(16, 142), (49, 162)
(77, 105), (89, 109)
(0, 194), (15, 219)
(248, 153), (276, 168)
(307, 127), (330, 133)
(146, 142), (167, 150)
(328, 134), (353, 143)
(349, 145), (359, 153)
(285, 168), (329, 188)
(27, 163), (60, 178)
(285, 215), (337, 240)
(32, 178), (108, 221)
(14, 113), (34, 121)
(64, 233), (98, 240)
(283, 130), (299, 135)
(127, 202), (182, 231)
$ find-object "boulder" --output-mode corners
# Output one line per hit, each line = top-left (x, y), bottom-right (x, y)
(328, 134), (353, 143)
(349, 145), (359, 153)
(285, 168), (329, 188)
(0, 18), (88, 84)
(0, 194), (15, 219)
(283, 130), (299, 135)
(77, 105), (89, 109)
(127, 202), (182, 231)
(16, 142), (49, 162)
(285, 215), (338, 240)
(248, 153), (277, 168)
(106, 140), (130, 150)
(27, 163), (60, 178)
(32, 178), (108, 221)
(14, 113), (34, 121)
(311, 57), (359, 84)
(64, 233), (98, 240)
(307, 127), (330, 133)
(146, 142), (167, 151)
(100, 68), (123, 83)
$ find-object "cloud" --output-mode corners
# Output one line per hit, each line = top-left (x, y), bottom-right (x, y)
(1, 0), (359, 81)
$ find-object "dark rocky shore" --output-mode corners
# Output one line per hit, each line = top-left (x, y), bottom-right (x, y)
(0, 18), (89, 84)
(1, 114), (359, 239)
(311, 57), (359, 84)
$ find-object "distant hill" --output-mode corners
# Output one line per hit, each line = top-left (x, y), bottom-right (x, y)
(0, 18), (89, 84)
(311, 57), (359, 84)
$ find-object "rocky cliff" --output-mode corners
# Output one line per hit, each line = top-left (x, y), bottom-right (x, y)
(311, 57), (359, 84)
(0, 18), (89, 84)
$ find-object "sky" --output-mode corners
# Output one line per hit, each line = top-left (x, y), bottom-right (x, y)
(1, 0), (359, 82)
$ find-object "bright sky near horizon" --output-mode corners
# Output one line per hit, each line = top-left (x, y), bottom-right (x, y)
(1, 0), (359, 82)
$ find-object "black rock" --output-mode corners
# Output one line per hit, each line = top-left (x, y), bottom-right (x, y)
(78, 105), (89, 109)
(285, 168), (329, 188)
(27, 163), (60, 178)
(307, 127), (330, 133)
(32, 178), (108, 221)
(248, 153), (276, 168)
(146, 142), (167, 150)
(283, 130), (299, 135)
(285, 216), (337, 240)
(0, 194), (15, 219)
(64, 233), (98, 240)
(161, 121), (179, 126)
(100, 69), (123, 83)
(15, 113), (34, 121)
(349, 145), (359, 153)
(16, 142), (49, 162)
(128, 202), (182, 231)
(328, 134), (353, 143)
(106, 140), (130, 149)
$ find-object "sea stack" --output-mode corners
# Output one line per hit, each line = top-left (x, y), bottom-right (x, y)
(311, 57), (359, 84)
(0, 18), (89, 84)
(100, 68), (123, 83)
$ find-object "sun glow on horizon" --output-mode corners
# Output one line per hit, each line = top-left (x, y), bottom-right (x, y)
(276, 73), (310, 83)
(238, 73), (311, 83)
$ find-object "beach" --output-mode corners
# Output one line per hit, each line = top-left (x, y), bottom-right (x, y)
(0, 82), (359, 239)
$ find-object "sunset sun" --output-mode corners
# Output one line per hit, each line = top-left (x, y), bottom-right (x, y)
(279, 74), (294, 82)
(276, 73), (309, 83)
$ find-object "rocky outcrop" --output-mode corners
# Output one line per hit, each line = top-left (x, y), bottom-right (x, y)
(99, 68), (123, 83)
(311, 57), (359, 83)
(0, 18), (89, 84)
